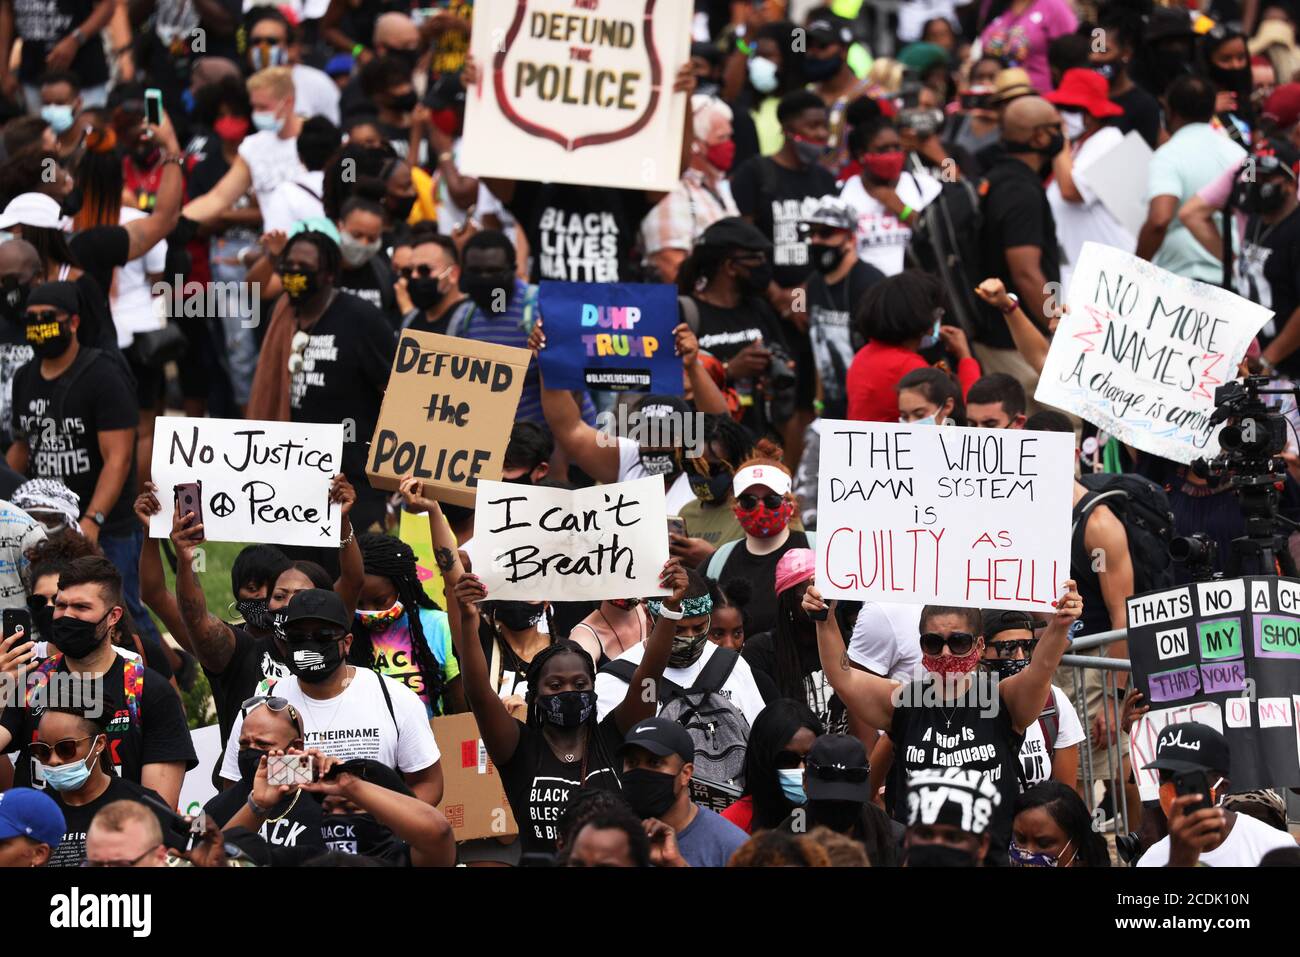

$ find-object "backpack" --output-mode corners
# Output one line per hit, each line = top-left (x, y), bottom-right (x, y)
(1016, 687), (1060, 790)
(27, 652), (144, 724)
(906, 175), (987, 336)
(601, 647), (751, 790)
(1071, 473), (1176, 595)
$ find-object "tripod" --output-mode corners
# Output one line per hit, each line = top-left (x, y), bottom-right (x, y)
(1223, 473), (1300, 577)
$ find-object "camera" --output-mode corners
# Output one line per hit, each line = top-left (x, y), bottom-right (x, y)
(898, 108), (945, 139)
(1168, 533), (1218, 583)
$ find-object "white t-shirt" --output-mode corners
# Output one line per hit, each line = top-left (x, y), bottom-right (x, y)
(1049, 127), (1136, 292)
(839, 170), (942, 277)
(897, 0), (960, 42)
(219, 667), (439, 783)
(292, 63), (341, 125)
(1018, 685), (1086, 787)
(848, 602), (924, 679)
(593, 639), (767, 725)
(113, 208), (168, 347)
(616, 436), (695, 515)
(1136, 811), (1296, 867)
(260, 169), (325, 236)
(238, 130), (304, 205)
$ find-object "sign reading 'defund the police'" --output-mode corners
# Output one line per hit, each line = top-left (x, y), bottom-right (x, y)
(150, 417), (342, 546)
(815, 421), (1074, 610)
(1127, 577), (1300, 798)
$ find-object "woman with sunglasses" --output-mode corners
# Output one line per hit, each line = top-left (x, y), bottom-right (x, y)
(805, 580), (1082, 865)
(721, 698), (824, 835)
(980, 609), (1083, 790)
(31, 706), (171, 867)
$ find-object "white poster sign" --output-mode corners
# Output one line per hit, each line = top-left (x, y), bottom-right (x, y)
(1073, 131), (1153, 238)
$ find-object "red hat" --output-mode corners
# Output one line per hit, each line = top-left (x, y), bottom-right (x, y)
(1045, 68), (1124, 119)
(1263, 83), (1300, 129)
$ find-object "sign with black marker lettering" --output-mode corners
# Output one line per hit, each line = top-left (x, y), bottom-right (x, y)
(149, 417), (342, 546)
(475, 477), (671, 602)
(815, 421), (1074, 610)
(367, 331), (531, 506)
(1036, 242), (1272, 464)
(459, 0), (690, 191)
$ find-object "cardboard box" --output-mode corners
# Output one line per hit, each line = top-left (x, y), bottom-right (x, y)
(432, 712), (518, 842)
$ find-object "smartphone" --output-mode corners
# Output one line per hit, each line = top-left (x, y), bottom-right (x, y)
(144, 88), (164, 127)
(267, 753), (315, 787)
(666, 515), (688, 537)
(808, 605), (830, 622)
(1173, 769), (1215, 813)
(174, 481), (203, 527)
(2, 608), (31, 640)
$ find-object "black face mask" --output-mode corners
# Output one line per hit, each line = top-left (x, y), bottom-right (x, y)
(408, 277), (445, 311)
(285, 636), (345, 684)
(51, 611), (110, 659)
(460, 270), (515, 312)
(237, 747), (267, 782)
(1003, 133), (1065, 162)
(324, 812), (403, 860)
(809, 800), (863, 833)
(133, 145), (161, 169)
(904, 842), (978, 867)
(279, 269), (323, 306)
(803, 54), (843, 81)
(1, 279), (31, 324)
(808, 242), (844, 275)
(236, 597), (273, 632)
(386, 194), (417, 221)
(1243, 178), (1290, 215)
(622, 767), (679, 818)
(737, 259), (774, 296)
(537, 689), (596, 729)
(389, 91), (418, 113)
(688, 466), (733, 504)
(982, 656), (1030, 679)
(489, 601), (545, 632)
(383, 48), (420, 74)
(638, 449), (679, 477)
(60, 188), (83, 218)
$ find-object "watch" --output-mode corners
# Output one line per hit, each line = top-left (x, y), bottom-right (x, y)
(655, 604), (685, 620)
(87, 512), (105, 526)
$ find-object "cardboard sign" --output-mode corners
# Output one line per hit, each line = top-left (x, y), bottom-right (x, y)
(1127, 577), (1300, 798)
(537, 281), (682, 394)
(431, 712), (519, 842)
(179, 724), (222, 818)
(475, 476), (672, 602)
(815, 421), (1074, 610)
(149, 416), (342, 546)
(1036, 243), (1272, 465)
(366, 331), (531, 506)
(459, 0), (691, 191)
(1072, 131), (1152, 238)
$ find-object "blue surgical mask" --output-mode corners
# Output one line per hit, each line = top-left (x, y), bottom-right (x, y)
(39, 737), (102, 792)
(40, 104), (75, 134)
(748, 56), (779, 94)
(778, 767), (806, 804)
(252, 110), (284, 133)
(1009, 840), (1073, 867)
(920, 317), (942, 349)
(901, 413), (939, 426)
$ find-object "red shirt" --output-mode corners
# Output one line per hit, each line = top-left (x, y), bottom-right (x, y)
(845, 341), (981, 422)
(721, 794), (754, 834)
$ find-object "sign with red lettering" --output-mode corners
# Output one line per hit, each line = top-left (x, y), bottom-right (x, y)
(459, 0), (691, 191)
(814, 421), (1074, 610)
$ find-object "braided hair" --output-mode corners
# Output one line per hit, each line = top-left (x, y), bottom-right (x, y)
(353, 533), (445, 711)
(523, 638), (618, 782)
(769, 585), (814, 703)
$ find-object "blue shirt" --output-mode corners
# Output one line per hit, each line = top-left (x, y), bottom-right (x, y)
(675, 805), (749, 868)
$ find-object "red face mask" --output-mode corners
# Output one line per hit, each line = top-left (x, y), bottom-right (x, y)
(862, 150), (906, 183)
(431, 108), (460, 137)
(734, 498), (793, 538)
(922, 646), (982, 677)
(214, 116), (251, 143)
(705, 139), (736, 172)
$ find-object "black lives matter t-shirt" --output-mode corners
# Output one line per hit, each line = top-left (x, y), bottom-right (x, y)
(499, 714), (624, 857)
(205, 777), (326, 853)
(9, 350), (139, 534)
(46, 777), (172, 867)
(886, 683), (1023, 866)
(730, 156), (838, 288)
(508, 182), (652, 284)
(289, 291), (396, 482)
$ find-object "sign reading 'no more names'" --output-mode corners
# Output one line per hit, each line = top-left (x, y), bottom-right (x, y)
(815, 421), (1074, 610)
(149, 417), (342, 547)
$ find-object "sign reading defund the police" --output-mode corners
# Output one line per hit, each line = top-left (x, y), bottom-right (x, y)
(815, 421), (1074, 610)
(367, 331), (530, 507)
(1127, 577), (1300, 799)
(1036, 242), (1271, 465)
(149, 417), (342, 546)
(475, 477), (671, 602)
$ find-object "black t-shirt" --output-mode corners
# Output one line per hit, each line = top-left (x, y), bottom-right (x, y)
(1237, 207), (1300, 376)
(886, 681), (1023, 866)
(10, 349), (139, 534)
(3, 654), (198, 787)
(976, 155), (1061, 350)
(730, 156), (838, 288)
(205, 626), (289, 751)
(205, 776), (327, 853)
(499, 713), (624, 857)
(0, 459), (24, 498)
(1112, 86), (1162, 150)
(186, 132), (233, 199)
(716, 531), (811, 635)
(289, 291), (396, 482)
(14, 0), (109, 85)
(805, 261), (882, 417)
(689, 295), (789, 434)
(46, 776), (171, 867)
(70, 226), (131, 309)
(507, 182), (652, 284)
(340, 257), (398, 327)
(742, 630), (847, 734)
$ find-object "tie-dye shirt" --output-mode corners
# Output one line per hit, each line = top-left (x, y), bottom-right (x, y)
(368, 607), (459, 717)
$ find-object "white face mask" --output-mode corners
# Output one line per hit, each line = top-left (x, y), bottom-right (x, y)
(1062, 111), (1086, 141)
(748, 56), (779, 94)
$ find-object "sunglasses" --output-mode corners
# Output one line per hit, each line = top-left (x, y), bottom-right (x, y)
(27, 593), (50, 611)
(919, 631), (977, 656)
(805, 225), (841, 239)
(737, 493), (783, 510)
(399, 264), (447, 280)
(25, 310), (62, 324)
(30, 733), (99, 763)
(241, 694), (305, 736)
(988, 638), (1038, 659)
(806, 761), (870, 783)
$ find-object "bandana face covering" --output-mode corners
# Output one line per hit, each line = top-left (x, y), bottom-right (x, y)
(922, 645), (982, 678)
(356, 601), (404, 630)
(668, 631), (710, 668)
(734, 499), (793, 538)
(1009, 840), (1073, 867)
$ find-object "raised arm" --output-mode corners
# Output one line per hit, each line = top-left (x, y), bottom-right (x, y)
(123, 117), (183, 261)
(677, 323), (728, 415)
(329, 474), (363, 615)
(529, 319), (621, 482)
(999, 580), (1081, 733)
(803, 586), (900, 731)
(170, 504), (238, 673)
(399, 476), (463, 589)
(133, 483), (192, 651)
(611, 560), (685, 734)
(182, 156), (253, 224)
(449, 572), (521, 766)
(974, 278), (1050, 375)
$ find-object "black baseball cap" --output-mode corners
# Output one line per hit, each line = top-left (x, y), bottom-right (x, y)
(1144, 722), (1231, 775)
(697, 217), (773, 253)
(283, 589), (350, 631)
(618, 717), (695, 765)
(981, 609), (1046, 640)
(805, 734), (871, 802)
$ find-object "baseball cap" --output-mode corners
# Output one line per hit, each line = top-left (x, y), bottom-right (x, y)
(26, 280), (79, 316)
(774, 547), (815, 595)
(698, 217), (773, 253)
(0, 787), (66, 848)
(981, 609), (1046, 640)
(1143, 722), (1230, 775)
(732, 463), (791, 498)
(807, 15), (852, 47)
(0, 192), (66, 231)
(904, 767), (1001, 834)
(1263, 83), (1300, 130)
(283, 588), (351, 630)
(619, 716), (695, 765)
(805, 734), (871, 802)
(801, 195), (857, 232)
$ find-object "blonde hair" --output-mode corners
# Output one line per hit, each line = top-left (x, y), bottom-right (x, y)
(247, 66), (295, 101)
(89, 800), (163, 845)
(868, 58), (905, 95)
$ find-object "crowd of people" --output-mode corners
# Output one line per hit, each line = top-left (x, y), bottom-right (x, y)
(0, 0), (1297, 871)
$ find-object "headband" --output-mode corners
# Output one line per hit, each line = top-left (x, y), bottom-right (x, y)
(646, 594), (713, 619)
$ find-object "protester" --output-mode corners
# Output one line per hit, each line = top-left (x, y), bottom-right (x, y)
(978, 0), (1077, 94)
(897, 367), (967, 426)
(0, 787), (64, 867)
(722, 699), (823, 834)
(901, 767), (1002, 866)
(1012, 780), (1112, 866)
(83, 800), (170, 867)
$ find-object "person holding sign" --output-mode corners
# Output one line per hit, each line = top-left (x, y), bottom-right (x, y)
(804, 579), (1082, 866)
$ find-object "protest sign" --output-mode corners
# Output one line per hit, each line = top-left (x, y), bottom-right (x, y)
(1127, 577), (1300, 798)
(432, 712), (519, 842)
(459, 0), (691, 192)
(537, 281), (682, 394)
(149, 417), (342, 547)
(1072, 131), (1152, 238)
(474, 477), (671, 602)
(367, 331), (530, 507)
(1036, 242), (1272, 464)
(815, 421), (1074, 610)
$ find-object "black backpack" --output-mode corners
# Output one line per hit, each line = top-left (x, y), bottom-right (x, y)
(1071, 473), (1177, 594)
(906, 175), (987, 335)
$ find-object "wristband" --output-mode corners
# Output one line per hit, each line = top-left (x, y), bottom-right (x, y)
(340, 529), (356, 548)
(654, 603), (685, 620)
(1000, 292), (1020, 315)
(737, 38), (754, 56)
(246, 792), (271, 817)
(352, 43), (365, 59)
(438, 150), (453, 164)
(899, 204), (914, 222)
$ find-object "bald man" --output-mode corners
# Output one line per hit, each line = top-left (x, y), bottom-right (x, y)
(338, 13), (427, 118)
(190, 56), (243, 99)
(972, 95), (1065, 411)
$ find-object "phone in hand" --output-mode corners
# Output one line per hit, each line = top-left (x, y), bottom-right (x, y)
(666, 515), (688, 537)
(2, 608), (32, 640)
(1172, 769), (1215, 813)
(174, 481), (203, 528)
(144, 88), (164, 127)
(808, 605), (830, 622)
(136, 790), (205, 852)
(267, 753), (315, 787)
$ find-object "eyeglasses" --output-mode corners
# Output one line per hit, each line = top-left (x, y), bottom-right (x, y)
(919, 631), (978, 656)
(30, 734), (99, 763)
(241, 694), (305, 737)
(737, 493), (783, 510)
(988, 638), (1038, 659)
(806, 761), (870, 783)
(80, 844), (162, 868)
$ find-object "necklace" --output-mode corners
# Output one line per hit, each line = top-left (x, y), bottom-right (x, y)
(597, 607), (644, 657)
(265, 788), (302, 823)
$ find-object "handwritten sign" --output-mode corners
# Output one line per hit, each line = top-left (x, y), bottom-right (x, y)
(537, 281), (681, 394)
(815, 421), (1074, 610)
(366, 331), (530, 507)
(149, 417), (342, 546)
(459, 0), (690, 191)
(474, 477), (671, 602)
(1036, 242), (1271, 464)
(1127, 577), (1300, 797)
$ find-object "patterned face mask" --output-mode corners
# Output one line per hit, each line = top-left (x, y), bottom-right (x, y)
(734, 498), (793, 538)
(922, 645), (982, 677)
(356, 600), (404, 630)
(1009, 840), (1074, 867)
